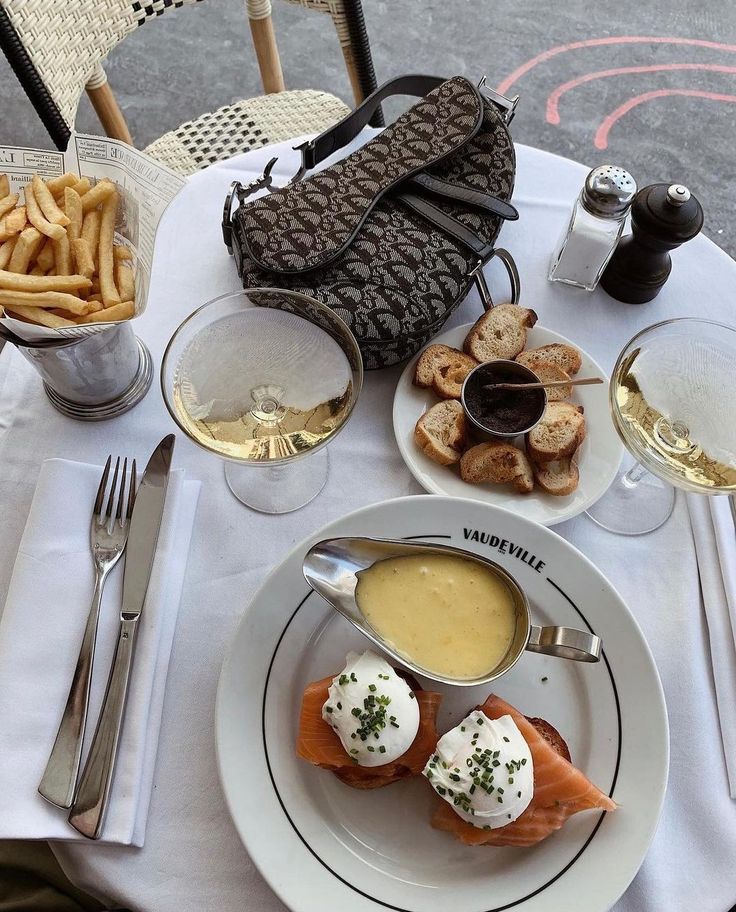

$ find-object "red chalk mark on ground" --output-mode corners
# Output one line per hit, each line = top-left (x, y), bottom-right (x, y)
(594, 88), (736, 148)
(547, 64), (736, 124)
(497, 37), (736, 95)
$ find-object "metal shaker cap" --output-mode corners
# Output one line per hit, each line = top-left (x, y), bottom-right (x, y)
(581, 166), (637, 218)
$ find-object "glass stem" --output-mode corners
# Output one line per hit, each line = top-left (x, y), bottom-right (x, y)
(622, 462), (648, 489)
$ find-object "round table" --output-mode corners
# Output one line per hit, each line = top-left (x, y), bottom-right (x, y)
(1, 137), (735, 912)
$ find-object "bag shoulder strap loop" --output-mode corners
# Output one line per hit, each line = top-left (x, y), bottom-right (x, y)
(297, 74), (447, 172)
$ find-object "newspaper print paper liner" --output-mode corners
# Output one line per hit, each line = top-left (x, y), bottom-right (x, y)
(0, 133), (184, 342)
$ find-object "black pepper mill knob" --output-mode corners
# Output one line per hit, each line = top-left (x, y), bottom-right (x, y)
(600, 183), (704, 304)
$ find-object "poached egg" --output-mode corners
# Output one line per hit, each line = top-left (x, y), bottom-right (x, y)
(423, 710), (534, 828)
(321, 650), (420, 767)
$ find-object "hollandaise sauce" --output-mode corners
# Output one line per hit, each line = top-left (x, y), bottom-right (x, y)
(355, 553), (517, 679)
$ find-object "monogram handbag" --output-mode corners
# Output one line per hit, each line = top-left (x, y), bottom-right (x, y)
(222, 74), (521, 369)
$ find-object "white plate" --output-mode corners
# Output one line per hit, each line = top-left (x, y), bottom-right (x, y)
(216, 496), (668, 912)
(393, 324), (624, 526)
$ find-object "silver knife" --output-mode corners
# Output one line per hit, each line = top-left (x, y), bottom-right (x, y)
(68, 434), (175, 839)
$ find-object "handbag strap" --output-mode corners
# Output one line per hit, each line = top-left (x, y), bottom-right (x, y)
(296, 74), (447, 173)
(396, 192), (495, 258)
(406, 174), (518, 221)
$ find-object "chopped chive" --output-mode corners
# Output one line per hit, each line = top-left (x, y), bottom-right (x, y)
(367, 746), (375, 752)
(368, 684), (377, 692)
(517, 791), (522, 798)
(324, 706), (333, 713)
(379, 745), (386, 754)
(436, 786), (446, 796)
(541, 676), (548, 683)
(502, 736), (509, 743)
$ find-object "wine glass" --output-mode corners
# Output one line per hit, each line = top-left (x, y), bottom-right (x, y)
(586, 318), (736, 535)
(161, 289), (363, 513)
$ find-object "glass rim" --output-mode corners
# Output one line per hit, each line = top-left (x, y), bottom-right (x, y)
(610, 316), (736, 493)
(159, 287), (364, 467)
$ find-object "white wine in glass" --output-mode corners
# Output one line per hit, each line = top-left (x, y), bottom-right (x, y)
(587, 318), (736, 535)
(162, 289), (363, 513)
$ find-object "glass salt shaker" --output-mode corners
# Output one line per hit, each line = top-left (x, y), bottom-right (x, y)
(548, 165), (637, 291)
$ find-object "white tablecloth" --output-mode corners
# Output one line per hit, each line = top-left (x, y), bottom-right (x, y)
(1, 138), (735, 912)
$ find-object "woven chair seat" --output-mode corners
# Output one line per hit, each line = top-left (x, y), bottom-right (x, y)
(143, 88), (350, 176)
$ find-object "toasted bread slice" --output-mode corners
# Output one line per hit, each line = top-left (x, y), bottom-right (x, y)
(433, 358), (477, 399)
(415, 400), (467, 466)
(414, 344), (477, 399)
(463, 304), (538, 363)
(524, 360), (572, 402)
(526, 402), (585, 463)
(460, 441), (534, 493)
(517, 343), (582, 376)
(531, 456), (580, 496)
(526, 716), (571, 762)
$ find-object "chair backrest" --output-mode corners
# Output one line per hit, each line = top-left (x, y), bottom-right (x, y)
(0, 1), (204, 148)
(0, 0), (380, 150)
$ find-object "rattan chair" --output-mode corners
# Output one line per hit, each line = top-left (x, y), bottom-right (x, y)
(0, 0), (380, 176)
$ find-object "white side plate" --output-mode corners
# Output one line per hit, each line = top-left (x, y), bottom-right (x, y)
(393, 324), (624, 525)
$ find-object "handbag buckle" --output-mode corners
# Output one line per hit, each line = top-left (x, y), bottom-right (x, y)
(471, 248), (521, 310)
(221, 158), (278, 253)
(477, 76), (519, 125)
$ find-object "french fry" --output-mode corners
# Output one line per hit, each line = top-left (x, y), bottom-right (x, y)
(98, 190), (121, 306)
(87, 293), (102, 302)
(45, 173), (77, 196)
(29, 265), (45, 276)
(80, 179), (115, 213)
(81, 210), (101, 271)
(71, 238), (95, 279)
(0, 207), (27, 241)
(52, 300), (102, 318)
(32, 175), (70, 227)
(0, 174), (8, 198)
(0, 289), (92, 315)
(53, 234), (73, 275)
(79, 300), (134, 324)
(115, 262), (135, 302)
(0, 238), (17, 269)
(25, 183), (65, 241)
(69, 178), (91, 197)
(113, 245), (133, 261)
(36, 238), (55, 271)
(0, 194), (19, 219)
(5, 304), (75, 329)
(64, 188), (83, 241)
(8, 227), (44, 274)
(0, 268), (91, 292)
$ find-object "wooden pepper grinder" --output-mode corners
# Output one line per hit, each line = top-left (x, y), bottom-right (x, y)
(600, 183), (704, 303)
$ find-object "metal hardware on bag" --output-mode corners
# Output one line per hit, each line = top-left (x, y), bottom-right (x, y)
(477, 76), (519, 125)
(222, 158), (278, 253)
(292, 138), (316, 181)
(470, 248), (521, 310)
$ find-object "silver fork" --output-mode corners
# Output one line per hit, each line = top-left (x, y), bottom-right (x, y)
(38, 456), (137, 809)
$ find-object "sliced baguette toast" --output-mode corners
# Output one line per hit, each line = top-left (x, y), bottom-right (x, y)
(516, 343), (582, 376)
(463, 304), (538, 363)
(531, 456), (580, 496)
(526, 402), (585, 463)
(460, 441), (534, 493)
(414, 344), (477, 399)
(524, 360), (572, 402)
(415, 399), (467, 466)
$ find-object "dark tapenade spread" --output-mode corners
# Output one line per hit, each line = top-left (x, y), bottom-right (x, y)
(462, 363), (545, 435)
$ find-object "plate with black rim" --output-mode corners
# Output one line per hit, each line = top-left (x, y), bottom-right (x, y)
(392, 323), (624, 526)
(216, 496), (668, 912)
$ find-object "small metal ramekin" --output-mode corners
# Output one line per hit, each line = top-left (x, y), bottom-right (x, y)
(461, 359), (547, 440)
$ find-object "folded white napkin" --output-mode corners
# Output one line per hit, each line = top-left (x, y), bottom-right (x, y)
(686, 494), (736, 797)
(0, 458), (200, 844)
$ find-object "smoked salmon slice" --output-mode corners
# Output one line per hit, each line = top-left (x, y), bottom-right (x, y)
(432, 694), (616, 846)
(296, 674), (442, 789)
